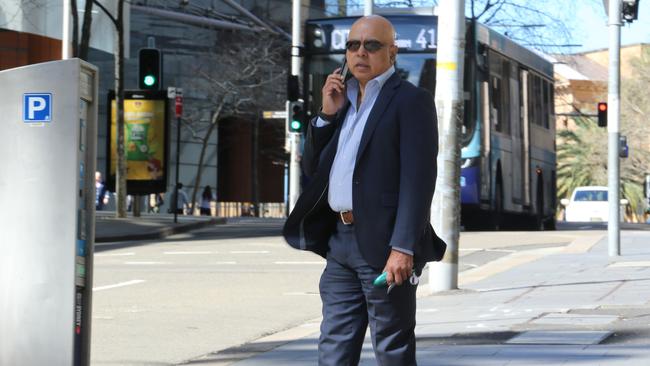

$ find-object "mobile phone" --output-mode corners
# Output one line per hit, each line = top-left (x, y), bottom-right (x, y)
(339, 58), (349, 81)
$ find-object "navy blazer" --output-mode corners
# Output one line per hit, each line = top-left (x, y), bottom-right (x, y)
(283, 72), (446, 269)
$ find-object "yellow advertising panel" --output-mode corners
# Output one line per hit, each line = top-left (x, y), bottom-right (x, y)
(110, 98), (166, 181)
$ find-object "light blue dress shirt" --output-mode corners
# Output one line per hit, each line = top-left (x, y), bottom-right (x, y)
(314, 66), (414, 256)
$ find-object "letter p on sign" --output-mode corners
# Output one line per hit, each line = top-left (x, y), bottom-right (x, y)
(23, 93), (52, 123)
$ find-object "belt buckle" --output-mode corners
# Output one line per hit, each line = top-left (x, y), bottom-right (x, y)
(340, 210), (353, 225)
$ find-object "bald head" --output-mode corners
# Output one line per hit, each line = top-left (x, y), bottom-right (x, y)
(347, 15), (398, 87)
(351, 15), (396, 45)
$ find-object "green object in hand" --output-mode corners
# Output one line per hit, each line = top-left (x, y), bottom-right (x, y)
(373, 272), (388, 287)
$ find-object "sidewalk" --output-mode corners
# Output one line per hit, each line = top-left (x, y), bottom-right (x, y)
(194, 231), (650, 366)
(94, 211), (226, 242)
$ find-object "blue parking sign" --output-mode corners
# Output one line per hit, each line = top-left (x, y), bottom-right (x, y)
(23, 93), (52, 123)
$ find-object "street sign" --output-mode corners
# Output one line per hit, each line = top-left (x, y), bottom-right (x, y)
(175, 88), (183, 118)
(23, 93), (52, 123)
(167, 86), (176, 98)
(175, 96), (183, 118)
(263, 110), (287, 119)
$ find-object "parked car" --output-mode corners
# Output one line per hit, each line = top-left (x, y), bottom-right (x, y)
(561, 186), (628, 222)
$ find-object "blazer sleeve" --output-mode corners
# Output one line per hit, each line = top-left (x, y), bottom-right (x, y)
(388, 88), (438, 253)
(301, 116), (338, 178)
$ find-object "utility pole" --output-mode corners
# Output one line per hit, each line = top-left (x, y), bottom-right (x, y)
(430, 0), (465, 291)
(607, 0), (622, 256)
(364, 0), (373, 15)
(289, 0), (302, 212)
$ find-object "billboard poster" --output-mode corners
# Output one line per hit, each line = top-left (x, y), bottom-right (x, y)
(107, 90), (168, 194)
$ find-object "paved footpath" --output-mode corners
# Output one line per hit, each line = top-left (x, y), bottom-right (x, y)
(186, 230), (650, 366)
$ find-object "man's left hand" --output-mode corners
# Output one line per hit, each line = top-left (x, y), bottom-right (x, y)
(383, 249), (413, 286)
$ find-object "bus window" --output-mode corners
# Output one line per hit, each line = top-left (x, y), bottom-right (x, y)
(543, 80), (550, 129)
(534, 75), (543, 127)
(488, 53), (511, 135)
(490, 76), (503, 132)
(500, 59), (511, 135)
(527, 76), (535, 128)
(550, 81), (556, 129)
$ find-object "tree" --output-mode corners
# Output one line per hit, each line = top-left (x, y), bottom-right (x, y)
(70, 0), (94, 61)
(466, 0), (573, 52)
(557, 49), (650, 221)
(182, 32), (288, 214)
(93, 0), (128, 218)
(330, 0), (574, 52)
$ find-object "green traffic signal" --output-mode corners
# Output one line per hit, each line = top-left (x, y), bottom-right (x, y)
(289, 101), (303, 133)
(290, 120), (302, 131)
(143, 74), (156, 87)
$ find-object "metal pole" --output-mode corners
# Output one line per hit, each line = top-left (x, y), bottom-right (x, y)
(62, 0), (71, 59)
(289, 0), (302, 212)
(364, 0), (373, 15)
(430, 0), (465, 291)
(174, 116), (181, 224)
(608, 0), (621, 256)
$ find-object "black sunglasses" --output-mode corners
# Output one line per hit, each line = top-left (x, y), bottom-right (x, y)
(345, 40), (385, 53)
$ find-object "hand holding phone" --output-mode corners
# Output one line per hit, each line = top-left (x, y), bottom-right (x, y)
(321, 58), (348, 115)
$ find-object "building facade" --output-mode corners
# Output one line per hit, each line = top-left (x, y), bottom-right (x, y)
(1, 0), (328, 215)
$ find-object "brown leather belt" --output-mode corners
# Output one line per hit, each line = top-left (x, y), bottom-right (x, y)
(339, 210), (354, 225)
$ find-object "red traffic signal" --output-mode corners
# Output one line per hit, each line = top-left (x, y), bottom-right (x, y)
(597, 102), (607, 127)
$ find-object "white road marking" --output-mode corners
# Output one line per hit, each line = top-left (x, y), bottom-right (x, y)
(230, 250), (270, 254)
(609, 261), (650, 268)
(163, 251), (215, 255)
(124, 261), (170, 265)
(214, 261), (237, 265)
(274, 261), (325, 265)
(95, 252), (135, 257)
(93, 280), (146, 292)
(283, 292), (320, 296)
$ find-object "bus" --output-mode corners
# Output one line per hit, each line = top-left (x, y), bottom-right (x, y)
(301, 9), (556, 230)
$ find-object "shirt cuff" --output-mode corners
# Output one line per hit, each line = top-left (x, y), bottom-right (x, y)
(390, 246), (414, 256)
(313, 117), (331, 128)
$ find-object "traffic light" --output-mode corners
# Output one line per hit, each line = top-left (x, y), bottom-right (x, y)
(597, 102), (607, 127)
(139, 48), (162, 90)
(619, 135), (629, 158)
(622, 0), (639, 23)
(288, 101), (304, 133)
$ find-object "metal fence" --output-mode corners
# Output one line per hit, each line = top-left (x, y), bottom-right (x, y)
(189, 202), (286, 218)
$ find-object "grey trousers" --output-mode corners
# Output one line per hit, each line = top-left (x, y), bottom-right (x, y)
(318, 222), (418, 366)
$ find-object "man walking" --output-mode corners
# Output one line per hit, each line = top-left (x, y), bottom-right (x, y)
(283, 15), (446, 366)
(95, 171), (110, 210)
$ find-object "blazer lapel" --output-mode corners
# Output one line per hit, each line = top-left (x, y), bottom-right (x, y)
(355, 73), (401, 165)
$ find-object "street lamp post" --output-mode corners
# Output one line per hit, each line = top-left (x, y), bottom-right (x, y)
(607, 0), (622, 256)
